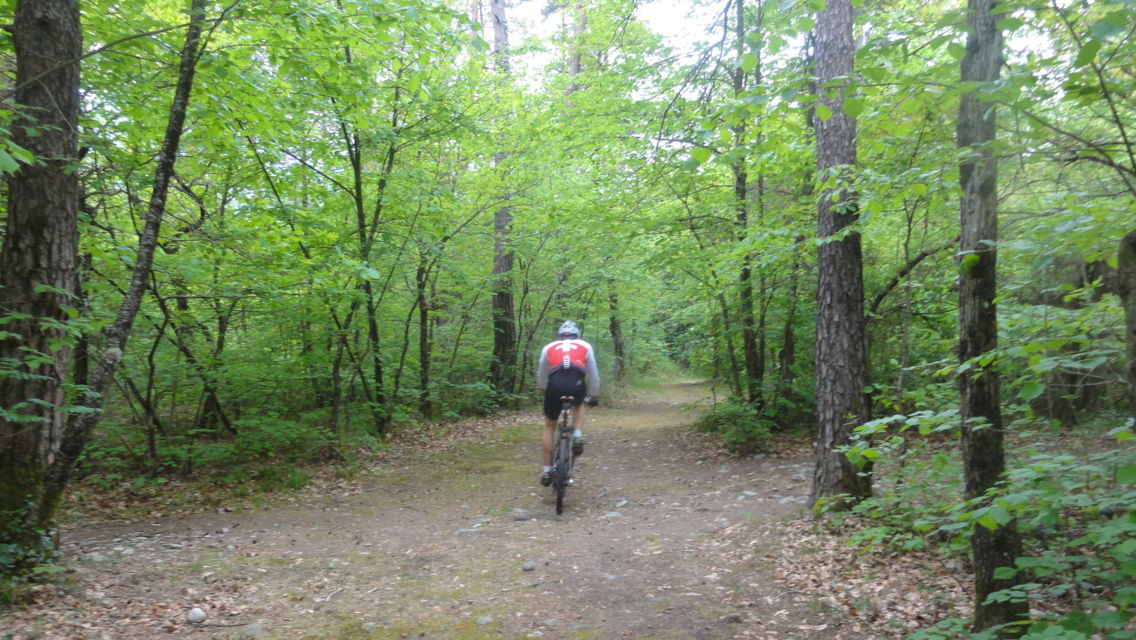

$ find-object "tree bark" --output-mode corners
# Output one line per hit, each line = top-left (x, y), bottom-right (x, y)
(957, 0), (1030, 632)
(37, 0), (209, 530)
(777, 235), (804, 413)
(607, 282), (626, 385)
(810, 0), (872, 507)
(487, 0), (518, 397)
(0, 0), (82, 567)
(1119, 230), (1136, 418)
(417, 259), (433, 417)
(730, 0), (763, 408)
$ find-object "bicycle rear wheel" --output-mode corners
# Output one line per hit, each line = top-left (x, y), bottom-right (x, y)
(552, 434), (573, 515)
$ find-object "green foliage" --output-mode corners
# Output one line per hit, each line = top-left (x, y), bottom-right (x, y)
(79, 416), (335, 484)
(693, 397), (773, 454)
(0, 500), (59, 604)
(844, 416), (1136, 639)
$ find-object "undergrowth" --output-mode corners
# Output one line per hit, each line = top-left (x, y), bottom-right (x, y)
(825, 413), (1136, 639)
(693, 396), (774, 454)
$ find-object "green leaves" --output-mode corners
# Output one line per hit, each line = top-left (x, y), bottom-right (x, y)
(1016, 379), (1045, 402)
(1090, 11), (1130, 40)
(1118, 464), (1136, 485)
(690, 146), (713, 165)
(1073, 40), (1101, 68)
(739, 53), (758, 73)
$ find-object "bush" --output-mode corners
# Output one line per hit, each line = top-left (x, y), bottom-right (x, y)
(846, 415), (1136, 639)
(694, 397), (773, 454)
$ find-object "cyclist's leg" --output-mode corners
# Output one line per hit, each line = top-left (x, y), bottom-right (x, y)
(540, 379), (567, 484)
(541, 416), (556, 466)
(569, 383), (588, 454)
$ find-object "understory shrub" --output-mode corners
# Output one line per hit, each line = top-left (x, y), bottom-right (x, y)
(843, 414), (1136, 639)
(78, 415), (335, 486)
(694, 397), (773, 454)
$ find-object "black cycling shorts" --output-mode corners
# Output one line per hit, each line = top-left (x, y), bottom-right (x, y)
(543, 369), (587, 421)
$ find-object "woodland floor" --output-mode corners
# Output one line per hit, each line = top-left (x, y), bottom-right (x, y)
(3, 382), (974, 640)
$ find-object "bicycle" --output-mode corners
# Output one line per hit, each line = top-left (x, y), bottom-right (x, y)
(549, 395), (596, 515)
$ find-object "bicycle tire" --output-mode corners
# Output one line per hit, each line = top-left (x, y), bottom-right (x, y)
(552, 434), (572, 514)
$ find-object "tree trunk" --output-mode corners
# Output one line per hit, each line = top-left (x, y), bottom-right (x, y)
(417, 259), (433, 418)
(810, 0), (872, 507)
(777, 235), (804, 414)
(0, 0), (82, 569)
(488, 0), (518, 397)
(1119, 230), (1136, 418)
(957, 0), (1030, 632)
(607, 282), (626, 385)
(155, 292), (233, 435)
(37, 0), (209, 531)
(729, 0), (763, 408)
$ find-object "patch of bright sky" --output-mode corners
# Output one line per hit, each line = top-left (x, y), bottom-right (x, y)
(510, 0), (728, 83)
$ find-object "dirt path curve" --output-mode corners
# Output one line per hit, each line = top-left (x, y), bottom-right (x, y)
(45, 383), (851, 640)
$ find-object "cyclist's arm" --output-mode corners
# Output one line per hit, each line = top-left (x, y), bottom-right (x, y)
(584, 348), (600, 397)
(536, 346), (550, 391)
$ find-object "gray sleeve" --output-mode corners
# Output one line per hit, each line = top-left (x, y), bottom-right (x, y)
(536, 346), (550, 391)
(585, 348), (600, 396)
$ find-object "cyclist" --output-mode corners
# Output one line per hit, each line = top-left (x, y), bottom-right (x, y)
(536, 320), (600, 486)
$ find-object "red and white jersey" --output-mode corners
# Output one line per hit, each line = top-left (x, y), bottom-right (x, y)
(536, 338), (600, 393)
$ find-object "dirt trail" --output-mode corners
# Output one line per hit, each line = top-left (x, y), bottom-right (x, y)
(35, 383), (851, 640)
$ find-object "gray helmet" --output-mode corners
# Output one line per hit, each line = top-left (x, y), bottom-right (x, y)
(558, 320), (580, 338)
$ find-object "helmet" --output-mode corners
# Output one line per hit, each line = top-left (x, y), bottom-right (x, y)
(558, 320), (580, 339)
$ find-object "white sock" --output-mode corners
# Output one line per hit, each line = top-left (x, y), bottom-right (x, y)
(573, 429), (583, 438)
(542, 465), (552, 473)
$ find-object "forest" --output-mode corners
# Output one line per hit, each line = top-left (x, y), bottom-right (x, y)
(1, 0), (1134, 637)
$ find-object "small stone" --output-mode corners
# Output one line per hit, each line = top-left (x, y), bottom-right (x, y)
(457, 529), (482, 535)
(602, 511), (622, 518)
(521, 561), (537, 572)
(720, 613), (744, 624)
(511, 510), (533, 522)
(614, 499), (628, 508)
(526, 632), (544, 638)
(187, 607), (206, 624)
(87, 553), (109, 563)
(240, 622), (265, 637)
(742, 491), (757, 497)
(477, 616), (494, 625)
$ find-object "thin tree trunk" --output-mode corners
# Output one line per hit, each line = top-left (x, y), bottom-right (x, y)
(731, 0), (762, 407)
(1119, 230), (1136, 418)
(0, 0), (82, 566)
(152, 291), (233, 435)
(810, 0), (872, 507)
(417, 258), (433, 417)
(777, 236), (804, 408)
(957, 0), (1030, 631)
(488, 0), (518, 397)
(608, 282), (626, 385)
(37, 0), (210, 530)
